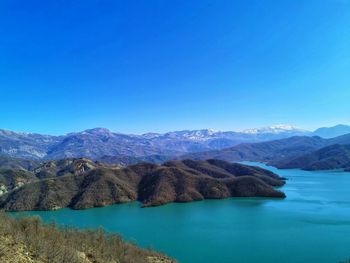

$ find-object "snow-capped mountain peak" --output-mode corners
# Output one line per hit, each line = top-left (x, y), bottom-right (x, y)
(160, 129), (219, 140)
(242, 124), (305, 134)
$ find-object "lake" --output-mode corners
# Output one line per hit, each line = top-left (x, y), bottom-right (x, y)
(14, 163), (350, 263)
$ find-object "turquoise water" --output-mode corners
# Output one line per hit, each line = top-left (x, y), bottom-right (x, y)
(14, 163), (350, 263)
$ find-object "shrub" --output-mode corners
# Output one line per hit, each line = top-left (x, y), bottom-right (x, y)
(0, 212), (170, 263)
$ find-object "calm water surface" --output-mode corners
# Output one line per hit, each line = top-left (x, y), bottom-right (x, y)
(14, 163), (350, 263)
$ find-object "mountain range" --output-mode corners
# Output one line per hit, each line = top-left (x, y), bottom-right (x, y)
(1, 124), (349, 161)
(184, 132), (350, 171)
(1, 123), (350, 212)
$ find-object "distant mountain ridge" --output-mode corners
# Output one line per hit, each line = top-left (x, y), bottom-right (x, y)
(313, 124), (350, 139)
(0, 125), (313, 161)
(242, 124), (308, 134)
(1, 124), (349, 162)
(274, 144), (350, 171)
(182, 132), (350, 171)
(182, 136), (327, 163)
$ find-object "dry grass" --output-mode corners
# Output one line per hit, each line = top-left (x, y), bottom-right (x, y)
(0, 212), (174, 263)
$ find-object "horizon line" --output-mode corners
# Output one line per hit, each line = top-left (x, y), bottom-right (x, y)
(1, 123), (348, 137)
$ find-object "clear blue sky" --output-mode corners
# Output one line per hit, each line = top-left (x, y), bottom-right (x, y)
(0, 0), (349, 135)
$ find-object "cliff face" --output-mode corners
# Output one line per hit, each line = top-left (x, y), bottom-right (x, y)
(0, 158), (286, 211)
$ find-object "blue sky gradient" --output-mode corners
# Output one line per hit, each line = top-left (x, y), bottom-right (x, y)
(0, 0), (349, 135)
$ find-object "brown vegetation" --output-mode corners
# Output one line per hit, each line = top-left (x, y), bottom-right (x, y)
(0, 212), (174, 263)
(0, 158), (286, 211)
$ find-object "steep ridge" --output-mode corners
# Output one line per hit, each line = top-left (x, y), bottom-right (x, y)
(0, 158), (286, 211)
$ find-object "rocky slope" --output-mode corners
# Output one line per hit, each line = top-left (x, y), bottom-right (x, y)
(0, 130), (61, 159)
(32, 158), (101, 179)
(46, 128), (182, 160)
(0, 169), (37, 196)
(0, 158), (285, 211)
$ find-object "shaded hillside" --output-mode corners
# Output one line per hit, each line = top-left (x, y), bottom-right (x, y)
(0, 159), (285, 211)
(99, 154), (171, 166)
(313, 124), (350, 138)
(0, 156), (40, 170)
(0, 212), (174, 263)
(182, 136), (327, 163)
(328, 133), (350, 145)
(0, 166), (139, 211)
(181, 133), (350, 166)
(139, 160), (285, 207)
(274, 144), (350, 170)
(164, 159), (284, 184)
